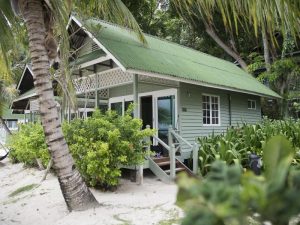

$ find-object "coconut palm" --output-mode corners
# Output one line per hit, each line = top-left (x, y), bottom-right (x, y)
(0, 0), (145, 211)
(173, 0), (300, 70)
(0, 54), (17, 135)
(0, 80), (17, 135)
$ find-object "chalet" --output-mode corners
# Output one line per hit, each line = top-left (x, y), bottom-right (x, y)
(12, 15), (280, 181)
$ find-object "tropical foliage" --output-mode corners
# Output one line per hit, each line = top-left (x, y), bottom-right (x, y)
(198, 119), (300, 175)
(8, 110), (153, 189)
(178, 136), (300, 225)
(8, 122), (50, 167)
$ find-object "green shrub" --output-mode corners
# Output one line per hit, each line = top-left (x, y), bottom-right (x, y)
(178, 136), (300, 225)
(8, 122), (50, 167)
(198, 118), (300, 175)
(64, 109), (153, 189)
(8, 109), (153, 189)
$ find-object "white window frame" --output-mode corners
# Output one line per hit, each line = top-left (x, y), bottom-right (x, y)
(109, 95), (133, 116)
(202, 94), (221, 126)
(248, 99), (256, 110)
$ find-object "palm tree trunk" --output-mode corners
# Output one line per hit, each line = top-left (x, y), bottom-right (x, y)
(262, 29), (271, 72)
(205, 24), (248, 71)
(0, 116), (12, 135)
(20, 0), (98, 211)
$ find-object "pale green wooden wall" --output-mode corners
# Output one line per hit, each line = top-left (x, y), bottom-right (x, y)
(179, 82), (261, 146)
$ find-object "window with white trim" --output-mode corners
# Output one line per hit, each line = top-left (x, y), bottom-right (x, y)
(110, 98), (133, 116)
(5, 120), (18, 129)
(202, 95), (220, 125)
(248, 99), (256, 110)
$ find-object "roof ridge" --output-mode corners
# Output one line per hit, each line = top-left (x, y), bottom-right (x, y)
(84, 17), (241, 69)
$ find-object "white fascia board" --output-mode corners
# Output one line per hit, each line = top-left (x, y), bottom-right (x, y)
(70, 16), (127, 72)
(13, 92), (37, 102)
(16, 65), (33, 90)
(77, 55), (111, 69)
(127, 69), (278, 99)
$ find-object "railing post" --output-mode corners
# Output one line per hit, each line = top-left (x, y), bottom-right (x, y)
(168, 125), (173, 148)
(193, 143), (199, 174)
(146, 125), (152, 155)
(170, 144), (176, 180)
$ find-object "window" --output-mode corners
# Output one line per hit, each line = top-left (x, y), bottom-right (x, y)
(202, 95), (220, 125)
(5, 120), (18, 129)
(248, 99), (256, 110)
(111, 102), (123, 116)
(110, 99), (133, 116)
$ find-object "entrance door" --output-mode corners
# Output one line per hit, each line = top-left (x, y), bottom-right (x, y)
(157, 95), (175, 144)
(140, 96), (153, 129)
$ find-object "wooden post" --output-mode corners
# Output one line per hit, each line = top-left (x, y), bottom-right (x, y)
(95, 89), (99, 109)
(193, 143), (199, 174)
(133, 74), (143, 184)
(145, 125), (152, 155)
(170, 144), (176, 180)
(168, 125), (173, 150)
(30, 111), (33, 122)
(133, 74), (139, 118)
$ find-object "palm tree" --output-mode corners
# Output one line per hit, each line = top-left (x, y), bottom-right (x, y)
(0, 80), (17, 135)
(0, 0), (145, 211)
(173, 0), (300, 70)
(0, 55), (17, 135)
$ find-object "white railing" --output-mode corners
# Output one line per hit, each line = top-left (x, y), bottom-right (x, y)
(72, 68), (133, 94)
(146, 124), (199, 180)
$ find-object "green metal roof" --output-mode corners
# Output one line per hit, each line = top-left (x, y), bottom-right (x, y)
(79, 18), (280, 98)
(2, 105), (24, 120)
(14, 88), (37, 102)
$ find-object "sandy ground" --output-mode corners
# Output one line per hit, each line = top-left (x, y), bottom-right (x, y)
(0, 158), (182, 225)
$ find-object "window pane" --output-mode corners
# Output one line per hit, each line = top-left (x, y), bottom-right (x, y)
(248, 100), (252, 108)
(111, 102), (123, 116)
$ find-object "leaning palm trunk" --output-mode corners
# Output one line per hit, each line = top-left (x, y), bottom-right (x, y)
(20, 0), (98, 211)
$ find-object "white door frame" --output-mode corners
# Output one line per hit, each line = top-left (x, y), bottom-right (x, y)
(108, 88), (178, 137)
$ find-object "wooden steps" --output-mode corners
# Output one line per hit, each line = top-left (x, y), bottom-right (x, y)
(152, 156), (194, 178)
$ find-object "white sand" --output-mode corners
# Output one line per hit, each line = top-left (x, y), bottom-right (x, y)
(0, 158), (182, 225)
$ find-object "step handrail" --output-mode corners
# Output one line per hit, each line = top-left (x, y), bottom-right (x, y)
(152, 135), (170, 152)
(170, 129), (193, 148)
(168, 126), (199, 175)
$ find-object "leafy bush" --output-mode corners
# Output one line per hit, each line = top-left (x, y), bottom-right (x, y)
(63, 109), (153, 189)
(8, 122), (50, 167)
(8, 109), (153, 189)
(178, 136), (300, 225)
(198, 118), (300, 175)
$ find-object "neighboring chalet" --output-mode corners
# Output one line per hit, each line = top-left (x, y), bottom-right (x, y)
(12, 16), (280, 181)
(0, 106), (24, 144)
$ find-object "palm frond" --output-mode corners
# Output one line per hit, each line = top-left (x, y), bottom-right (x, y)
(173, 0), (300, 47)
(73, 0), (147, 45)
(0, 1), (16, 66)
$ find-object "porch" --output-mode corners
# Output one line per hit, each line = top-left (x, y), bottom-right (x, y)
(71, 66), (199, 182)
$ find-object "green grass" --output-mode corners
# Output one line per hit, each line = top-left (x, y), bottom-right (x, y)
(157, 208), (181, 225)
(9, 184), (38, 197)
(112, 214), (132, 225)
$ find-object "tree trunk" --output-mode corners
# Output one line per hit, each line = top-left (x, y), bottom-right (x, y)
(262, 29), (271, 72)
(205, 24), (248, 71)
(279, 80), (288, 118)
(20, 0), (98, 211)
